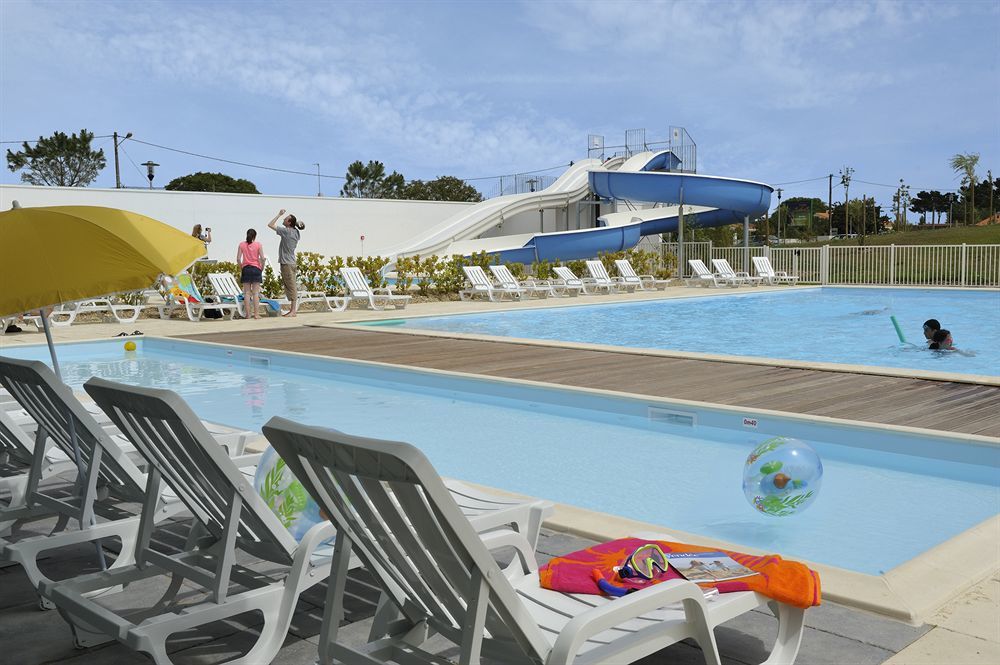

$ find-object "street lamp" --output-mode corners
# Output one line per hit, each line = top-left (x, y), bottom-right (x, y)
(113, 131), (132, 188)
(314, 163), (322, 197)
(141, 161), (159, 189)
(775, 187), (783, 245)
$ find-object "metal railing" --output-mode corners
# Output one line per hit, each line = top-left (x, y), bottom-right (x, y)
(657, 242), (1000, 286)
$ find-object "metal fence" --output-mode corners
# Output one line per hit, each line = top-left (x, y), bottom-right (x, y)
(658, 243), (1000, 287)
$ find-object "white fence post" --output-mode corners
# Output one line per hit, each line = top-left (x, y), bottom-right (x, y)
(961, 244), (967, 286)
(821, 245), (829, 284)
(890, 245), (896, 285)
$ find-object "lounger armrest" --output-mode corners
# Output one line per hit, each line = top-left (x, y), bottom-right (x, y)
(479, 529), (539, 576)
(548, 578), (711, 665)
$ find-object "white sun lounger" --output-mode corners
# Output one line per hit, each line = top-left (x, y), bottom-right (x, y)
(586, 259), (636, 293)
(687, 259), (740, 288)
(39, 378), (551, 663)
(459, 265), (523, 301)
(489, 265), (554, 298)
(549, 266), (586, 296)
(753, 256), (801, 285)
(615, 259), (671, 290)
(711, 259), (762, 286)
(0, 357), (189, 608)
(554, 265), (608, 295)
(340, 267), (410, 310)
(44, 299), (143, 327)
(208, 272), (347, 316)
(262, 418), (806, 665)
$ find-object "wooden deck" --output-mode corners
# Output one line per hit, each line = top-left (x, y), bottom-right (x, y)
(183, 327), (1000, 437)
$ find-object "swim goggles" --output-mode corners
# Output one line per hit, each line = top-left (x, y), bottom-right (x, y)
(617, 543), (669, 580)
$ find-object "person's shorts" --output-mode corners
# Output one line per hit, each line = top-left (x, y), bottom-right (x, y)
(280, 263), (297, 299)
(241, 265), (262, 284)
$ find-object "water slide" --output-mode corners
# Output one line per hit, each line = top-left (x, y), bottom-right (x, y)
(375, 151), (773, 264)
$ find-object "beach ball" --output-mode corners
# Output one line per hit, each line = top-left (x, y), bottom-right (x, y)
(253, 446), (323, 540)
(742, 437), (823, 517)
(123, 341), (137, 352)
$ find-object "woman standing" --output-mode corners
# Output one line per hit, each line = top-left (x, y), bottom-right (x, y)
(236, 229), (265, 319)
(192, 224), (212, 253)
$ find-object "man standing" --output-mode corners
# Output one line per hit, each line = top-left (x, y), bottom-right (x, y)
(268, 209), (305, 317)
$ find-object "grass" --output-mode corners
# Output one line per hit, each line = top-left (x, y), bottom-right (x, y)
(797, 225), (1000, 247)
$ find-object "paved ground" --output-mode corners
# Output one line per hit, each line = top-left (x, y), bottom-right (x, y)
(0, 516), (936, 665)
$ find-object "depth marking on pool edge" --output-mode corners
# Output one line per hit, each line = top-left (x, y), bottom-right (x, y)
(743, 417), (759, 429)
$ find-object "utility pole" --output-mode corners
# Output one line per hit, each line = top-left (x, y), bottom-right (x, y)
(861, 195), (867, 240)
(112, 131), (132, 188)
(989, 169), (994, 222)
(828, 173), (833, 236)
(314, 163), (322, 196)
(840, 167), (853, 235)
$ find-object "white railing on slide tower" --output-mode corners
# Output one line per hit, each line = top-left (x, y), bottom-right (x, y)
(659, 243), (1000, 287)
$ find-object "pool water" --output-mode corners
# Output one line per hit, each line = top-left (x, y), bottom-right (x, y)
(1, 338), (997, 575)
(389, 287), (1000, 376)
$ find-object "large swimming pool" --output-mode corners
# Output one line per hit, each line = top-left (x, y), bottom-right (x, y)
(383, 287), (1000, 377)
(2, 337), (996, 576)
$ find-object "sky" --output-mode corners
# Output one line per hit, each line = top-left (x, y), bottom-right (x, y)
(1, 0), (998, 211)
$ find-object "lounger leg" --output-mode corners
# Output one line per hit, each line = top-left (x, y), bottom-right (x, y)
(760, 601), (805, 665)
(682, 597), (723, 665)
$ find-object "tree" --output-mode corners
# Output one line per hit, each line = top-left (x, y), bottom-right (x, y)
(165, 171), (260, 193)
(910, 190), (950, 225)
(949, 152), (979, 224)
(404, 175), (483, 202)
(6, 129), (106, 186)
(340, 160), (406, 198)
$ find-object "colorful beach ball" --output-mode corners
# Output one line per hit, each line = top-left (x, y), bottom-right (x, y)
(742, 437), (823, 517)
(253, 446), (323, 540)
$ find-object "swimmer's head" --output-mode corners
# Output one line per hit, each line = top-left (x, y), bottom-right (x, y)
(923, 319), (941, 340)
(932, 329), (950, 343)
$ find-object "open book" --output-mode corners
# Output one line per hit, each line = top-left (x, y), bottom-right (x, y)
(666, 551), (757, 583)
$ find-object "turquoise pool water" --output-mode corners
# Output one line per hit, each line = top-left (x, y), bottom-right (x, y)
(387, 287), (1000, 376)
(1, 338), (997, 575)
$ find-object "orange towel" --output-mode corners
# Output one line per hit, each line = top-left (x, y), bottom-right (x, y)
(539, 537), (821, 609)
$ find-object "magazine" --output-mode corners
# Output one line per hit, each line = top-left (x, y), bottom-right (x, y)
(666, 551), (758, 583)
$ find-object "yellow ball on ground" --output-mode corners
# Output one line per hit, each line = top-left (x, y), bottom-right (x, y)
(124, 341), (137, 352)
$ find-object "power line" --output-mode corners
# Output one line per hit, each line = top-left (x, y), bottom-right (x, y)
(128, 138), (347, 180)
(771, 176), (830, 185)
(854, 178), (959, 192)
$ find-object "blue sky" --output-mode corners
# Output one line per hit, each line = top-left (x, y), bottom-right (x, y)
(2, 0), (997, 209)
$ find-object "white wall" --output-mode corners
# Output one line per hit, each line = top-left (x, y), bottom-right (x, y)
(0, 185), (473, 262)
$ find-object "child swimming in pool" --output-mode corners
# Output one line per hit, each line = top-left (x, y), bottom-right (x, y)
(928, 328), (954, 350)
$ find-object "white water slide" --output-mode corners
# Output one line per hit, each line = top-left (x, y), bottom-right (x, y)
(372, 158), (607, 259)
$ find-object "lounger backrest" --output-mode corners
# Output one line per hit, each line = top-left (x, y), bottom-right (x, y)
(208, 272), (243, 299)
(84, 378), (298, 565)
(340, 267), (373, 297)
(263, 417), (551, 662)
(711, 259), (735, 276)
(488, 265), (519, 288)
(688, 259), (712, 277)
(462, 266), (493, 289)
(752, 256), (775, 277)
(614, 259), (643, 283)
(553, 266), (581, 284)
(586, 260), (612, 283)
(0, 358), (146, 501)
(0, 406), (34, 465)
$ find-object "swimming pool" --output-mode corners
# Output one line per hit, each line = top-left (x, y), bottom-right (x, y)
(383, 287), (1000, 377)
(2, 337), (996, 577)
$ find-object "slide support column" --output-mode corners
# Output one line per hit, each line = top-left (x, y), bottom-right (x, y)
(743, 215), (750, 273)
(677, 186), (685, 278)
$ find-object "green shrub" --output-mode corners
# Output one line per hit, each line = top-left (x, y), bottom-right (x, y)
(505, 262), (527, 280)
(296, 252), (331, 293)
(564, 259), (587, 276)
(394, 256), (417, 293)
(531, 259), (555, 280)
(433, 255), (469, 294)
(347, 256), (390, 290)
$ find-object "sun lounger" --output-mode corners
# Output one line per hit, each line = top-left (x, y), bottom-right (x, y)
(753, 256), (801, 285)
(459, 265), (523, 301)
(340, 266), (410, 310)
(262, 417), (805, 665)
(553, 265), (608, 295)
(687, 259), (740, 288)
(711, 258), (762, 286)
(44, 298), (143, 327)
(489, 265), (554, 298)
(586, 259), (636, 293)
(0, 357), (189, 607)
(39, 378), (551, 662)
(547, 266), (586, 296)
(208, 271), (347, 316)
(615, 259), (671, 290)
(163, 273), (238, 321)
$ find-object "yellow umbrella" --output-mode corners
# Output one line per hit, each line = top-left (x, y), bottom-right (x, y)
(0, 205), (206, 317)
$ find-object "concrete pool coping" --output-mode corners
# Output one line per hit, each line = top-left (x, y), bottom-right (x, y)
(325, 286), (1000, 387)
(18, 332), (997, 625)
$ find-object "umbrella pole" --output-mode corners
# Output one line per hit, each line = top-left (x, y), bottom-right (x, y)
(41, 310), (108, 570)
